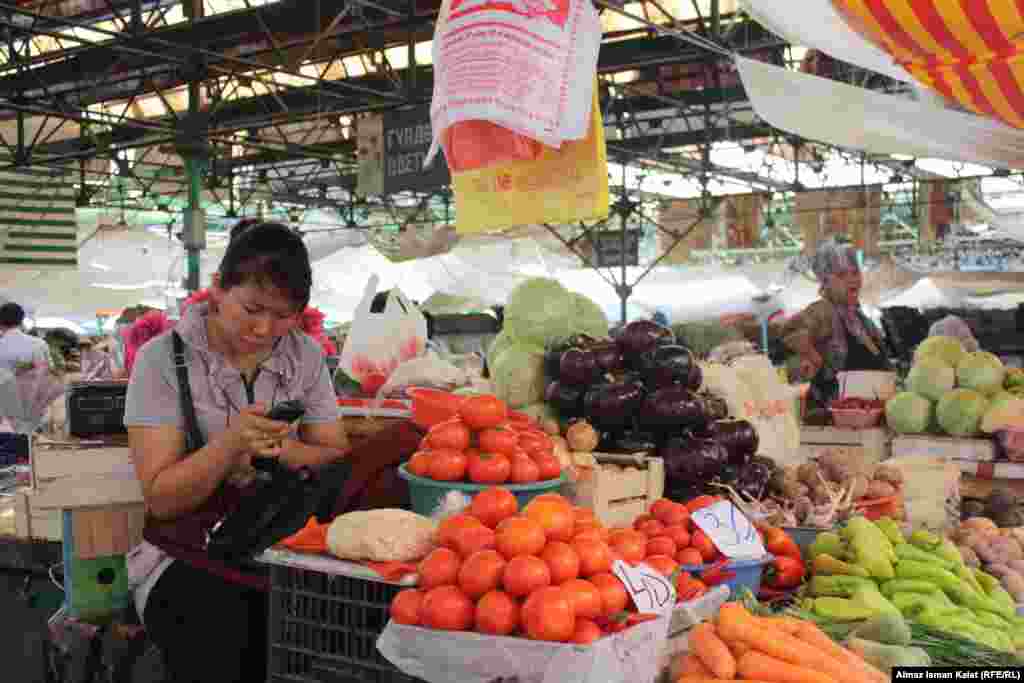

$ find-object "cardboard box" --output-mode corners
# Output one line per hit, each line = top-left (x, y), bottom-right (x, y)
(13, 487), (62, 541)
(30, 445), (143, 509)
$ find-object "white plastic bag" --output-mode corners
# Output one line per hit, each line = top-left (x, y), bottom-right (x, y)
(425, 0), (602, 165)
(339, 276), (428, 394)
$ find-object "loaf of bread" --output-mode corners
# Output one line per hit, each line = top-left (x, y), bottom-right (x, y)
(326, 509), (437, 562)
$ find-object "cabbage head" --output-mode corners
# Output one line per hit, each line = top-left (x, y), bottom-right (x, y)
(914, 335), (966, 368)
(570, 292), (609, 339)
(490, 342), (546, 409)
(885, 392), (932, 434)
(956, 351), (1005, 396)
(906, 356), (955, 402)
(936, 388), (990, 437)
(504, 278), (576, 348)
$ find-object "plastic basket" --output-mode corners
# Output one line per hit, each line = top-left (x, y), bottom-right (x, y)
(267, 563), (425, 683)
(678, 555), (774, 599)
(406, 388), (464, 430)
(398, 465), (565, 515)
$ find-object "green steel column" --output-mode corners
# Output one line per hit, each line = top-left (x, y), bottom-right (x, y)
(185, 153), (202, 292)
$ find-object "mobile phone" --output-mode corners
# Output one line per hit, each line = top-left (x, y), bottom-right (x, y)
(265, 400), (305, 424)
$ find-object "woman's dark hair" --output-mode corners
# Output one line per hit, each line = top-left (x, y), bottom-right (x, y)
(370, 291), (390, 313)
(219, 221), (312, 309)
(0, 302), (25, 327)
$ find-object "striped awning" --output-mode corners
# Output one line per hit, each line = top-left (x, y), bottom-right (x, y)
(0, 169), (77, 267)
(832, 0), (1024, 129)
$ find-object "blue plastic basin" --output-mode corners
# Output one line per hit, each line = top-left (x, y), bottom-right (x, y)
(398, 465), (566, 516)
(679, 554), (775, 600)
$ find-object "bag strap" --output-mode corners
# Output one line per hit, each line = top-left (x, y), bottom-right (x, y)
(171, 331), (205, 454)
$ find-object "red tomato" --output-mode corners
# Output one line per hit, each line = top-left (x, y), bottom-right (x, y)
(426, 420), (471, 451)
(690, 529), (717, 563)
(517, 431), (553, 457)
(459, 395), (508, 430)
(428, 449), (468, 482)
(478, 427), (519, 455)
(534, 454), (562, 481)
(509, 455), (540, 484)
(467, 452), (511, 484)
(522, 587), (575, 642)
(406, 451), (432, 478)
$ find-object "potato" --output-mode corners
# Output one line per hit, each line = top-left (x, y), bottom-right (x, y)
(987, 563), (1014, 579)
(866, 480), (897, 499)
(1003, 572), (1024, 603)
(798, 462), (822, 487)
(962, 516), (1000, 536)
(810, 484), (833, 506)
(819, 450), (851, 472)
(781, 478), (810, 500)
(873, 464), (904, 486)
(849, 475), (870, 500)
(1006, 559), (1024, 576)
(794, 496), (814, 523)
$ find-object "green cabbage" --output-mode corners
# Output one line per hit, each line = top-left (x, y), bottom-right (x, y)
(885, 392), (933, 434)
(906, 357), (956, 402)
(570, 292), (610, 339)
(490, 342), (546, 409)
(956, 351), (1006, 396)
(914, 336), (966, 368)
(936, 388), (990, 437)
(503, 278), (576, 348)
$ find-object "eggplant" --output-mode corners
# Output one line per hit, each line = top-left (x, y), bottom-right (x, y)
(640, 344), (696, 389)
(560, 347), (600, 386)
(737, 462), (773, 500)
(545, 380), (584, 418)
(583, 381), (646, 430)
(716, 463), (741, 485)
(707, 419), (760, 466)
(686, 362), (703, 391)
(639, 386), (707, 433)
(602, 429), (660, 454)
(616, 320), (675, 363)
(543, 349), (563, 381)
(592, 342), (624, 373)
(658, 435), (729, 486)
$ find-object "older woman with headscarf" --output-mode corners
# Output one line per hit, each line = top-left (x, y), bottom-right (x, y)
(780, 239), (890, 414)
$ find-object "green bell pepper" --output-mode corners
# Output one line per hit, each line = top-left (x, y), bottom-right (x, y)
(812, 597), (879, 622)
(809, 574), (878, 598)
(875, 517), (905, 545)
(893, 543), (958, 571)
(813, 553), (871, 577)
(809, 531), (846, 562)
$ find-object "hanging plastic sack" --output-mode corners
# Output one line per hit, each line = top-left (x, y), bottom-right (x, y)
(425, 0), (602, 172)
(451, 89), (610, 233)
(339, 276), (428, 395)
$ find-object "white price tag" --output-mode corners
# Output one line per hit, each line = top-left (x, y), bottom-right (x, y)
(691, 500), (766, 559)
(611, 559), (676, 619)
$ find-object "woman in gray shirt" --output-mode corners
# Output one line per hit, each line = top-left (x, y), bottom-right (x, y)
(124, 221), (346, 682)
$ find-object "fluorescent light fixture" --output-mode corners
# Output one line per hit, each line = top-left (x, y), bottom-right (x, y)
(88, 262), (112, 272)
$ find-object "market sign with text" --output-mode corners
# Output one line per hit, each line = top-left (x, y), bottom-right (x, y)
(383, 107), (450, 194)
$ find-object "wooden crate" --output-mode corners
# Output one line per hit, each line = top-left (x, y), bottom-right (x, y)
(800, 426), (890, 466)
(30, 445), (143, 509)
(574, 453), (664, 527)
(13, 487), (62, 541)
(958, 460), (1024, 499)
(70, 504), (146, 560)
(891, 435), (996, 463)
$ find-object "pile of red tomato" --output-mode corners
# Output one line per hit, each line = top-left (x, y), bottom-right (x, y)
(406, 395), (562, 485)
(389, 490), (720, 643)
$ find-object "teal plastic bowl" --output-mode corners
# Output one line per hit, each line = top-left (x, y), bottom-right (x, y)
(398, 465), (566, 516)
(679, 554), (775, 600)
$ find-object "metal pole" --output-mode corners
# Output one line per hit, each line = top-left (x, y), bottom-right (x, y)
(185, 0), (204, 293)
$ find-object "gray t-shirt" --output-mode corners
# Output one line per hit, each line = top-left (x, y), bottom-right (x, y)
(124, 303), (340, 620)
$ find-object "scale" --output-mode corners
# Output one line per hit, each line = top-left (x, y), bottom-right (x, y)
(751, 287), (783, 354)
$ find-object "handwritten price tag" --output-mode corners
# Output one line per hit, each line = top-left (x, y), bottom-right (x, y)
(691, 500), (766, 559)
(611, 559), (676, 619)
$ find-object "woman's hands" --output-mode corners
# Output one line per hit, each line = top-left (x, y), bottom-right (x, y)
(222, 403), (296, 466)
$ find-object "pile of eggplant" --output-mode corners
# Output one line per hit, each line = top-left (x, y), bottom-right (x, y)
(544, 320), (777, 502)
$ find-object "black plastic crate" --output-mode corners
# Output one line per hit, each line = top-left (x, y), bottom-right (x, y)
(267, 564), (425, 683)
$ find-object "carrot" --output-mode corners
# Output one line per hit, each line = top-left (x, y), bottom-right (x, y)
(736, 650), (839, 683)
(715, 606), (872, 683)
(689, 623), (737, 679)
(676, 680), (774, 683)
(751, 615), (801, 634)
(793, 622), (886, 683)
(674, 653), (712, 680)
(727, 639), (750, 659)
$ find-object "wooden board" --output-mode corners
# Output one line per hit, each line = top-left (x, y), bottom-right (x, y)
(800, 426), (890, 465)
(71, 505), (145, 560)
(961, 474), (1024, 500)
(892, 435), (996, 463)
(30, 445), (143, 509)
(574, 454), (665, 527)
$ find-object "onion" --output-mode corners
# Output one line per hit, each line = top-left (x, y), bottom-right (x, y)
(566, 420), (600, 452)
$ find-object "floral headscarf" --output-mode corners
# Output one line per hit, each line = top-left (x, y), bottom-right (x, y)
(811, 239), (882, 367)
(124, 310), (174, 376)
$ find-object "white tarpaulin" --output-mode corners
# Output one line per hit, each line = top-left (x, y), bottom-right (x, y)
(735, 56), (1024, 170)
(739, 0), (910, 83)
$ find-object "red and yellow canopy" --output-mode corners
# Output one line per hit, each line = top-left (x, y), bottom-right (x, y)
(832, 0), (1024, 128)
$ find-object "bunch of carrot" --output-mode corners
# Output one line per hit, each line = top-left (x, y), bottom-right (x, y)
(674, 602), (887, 683)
